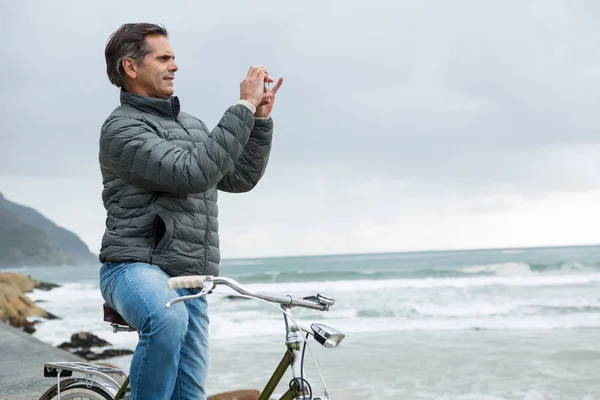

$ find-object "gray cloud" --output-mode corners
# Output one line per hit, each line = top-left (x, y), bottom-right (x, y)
(2, 0), (600, 255)
(3, 1), (599, 185)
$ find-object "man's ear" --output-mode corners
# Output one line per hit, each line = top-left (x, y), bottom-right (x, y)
(122, 58), (137, 80)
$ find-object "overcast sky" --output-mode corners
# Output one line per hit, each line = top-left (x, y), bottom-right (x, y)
(2, 0), (600, 258)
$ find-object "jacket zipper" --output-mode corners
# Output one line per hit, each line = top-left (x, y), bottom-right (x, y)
(175, 116), (191, 135)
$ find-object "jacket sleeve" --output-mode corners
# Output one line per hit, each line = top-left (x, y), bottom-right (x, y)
(99, 104), (255, 195)
(217, 117), (274, 193)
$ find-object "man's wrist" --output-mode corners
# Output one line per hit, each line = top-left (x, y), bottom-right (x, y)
(236, 99), (256, 114)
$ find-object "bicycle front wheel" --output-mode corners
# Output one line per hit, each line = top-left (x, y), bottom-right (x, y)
(38, 377), (113, 400)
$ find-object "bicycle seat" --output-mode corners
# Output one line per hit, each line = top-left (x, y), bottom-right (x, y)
(103, 303), (131, 328)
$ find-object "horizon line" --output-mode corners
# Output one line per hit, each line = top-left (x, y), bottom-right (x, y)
(221, 241), (600, 262)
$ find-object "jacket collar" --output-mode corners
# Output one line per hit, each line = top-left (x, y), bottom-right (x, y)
(120, 91), (180, 118)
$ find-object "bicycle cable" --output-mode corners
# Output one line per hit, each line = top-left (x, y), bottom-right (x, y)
(301, 332), (309, 397)
(290, 377), (312, 399)
(210, 289), (331, 397)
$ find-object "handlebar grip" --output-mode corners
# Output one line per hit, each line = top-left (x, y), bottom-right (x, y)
(167, 275), (208, 290)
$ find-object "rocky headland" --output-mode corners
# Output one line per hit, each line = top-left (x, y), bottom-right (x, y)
(0, 191), (98, 268)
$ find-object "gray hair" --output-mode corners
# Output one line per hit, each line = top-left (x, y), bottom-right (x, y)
(104, 23), (168, 89)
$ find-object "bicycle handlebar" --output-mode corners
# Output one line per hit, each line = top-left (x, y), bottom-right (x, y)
(164, 275), (335, 311)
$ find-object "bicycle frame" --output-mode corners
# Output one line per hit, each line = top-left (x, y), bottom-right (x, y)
(260, 347), (303, 400)
(259, 305), (308, 400)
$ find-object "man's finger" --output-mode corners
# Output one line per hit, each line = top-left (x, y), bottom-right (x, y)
(248, 66), (264, 79)
(255, 66), (268, 78)
(272, 77), (284, 93)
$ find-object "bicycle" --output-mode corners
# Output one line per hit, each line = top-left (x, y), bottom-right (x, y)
(38, 275), (346, 400)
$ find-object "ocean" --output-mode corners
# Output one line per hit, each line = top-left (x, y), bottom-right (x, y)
(5, 245), (600, 399)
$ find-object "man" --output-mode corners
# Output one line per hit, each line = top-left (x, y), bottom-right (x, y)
(97, 23), (282, 399)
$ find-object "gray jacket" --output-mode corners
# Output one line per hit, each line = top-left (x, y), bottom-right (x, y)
(98, 91), (273, 277)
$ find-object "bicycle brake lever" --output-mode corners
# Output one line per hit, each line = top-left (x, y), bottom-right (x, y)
(303, 293), (335, 309)
(165, 281), (214, 308)
(198, 280), (214, 296)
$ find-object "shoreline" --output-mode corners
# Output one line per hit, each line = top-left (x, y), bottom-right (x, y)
(0, 271), (132, 362)
(0, 272), (263, 400)
(0, 271), (118, 398)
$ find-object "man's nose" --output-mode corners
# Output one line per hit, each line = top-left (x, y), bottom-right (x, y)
(170, 61), (178, 72)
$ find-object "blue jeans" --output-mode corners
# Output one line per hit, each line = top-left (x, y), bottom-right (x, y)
(99, 262), (209, 400)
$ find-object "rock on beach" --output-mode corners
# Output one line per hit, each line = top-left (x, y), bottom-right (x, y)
(0, 272), (60, 333)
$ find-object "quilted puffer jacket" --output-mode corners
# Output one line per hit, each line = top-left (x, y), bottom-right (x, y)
(98, 91), (273, 277)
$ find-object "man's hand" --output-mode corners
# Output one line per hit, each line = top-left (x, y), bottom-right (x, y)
(240, 66), (272, 108)
(255, 77), (283, 119)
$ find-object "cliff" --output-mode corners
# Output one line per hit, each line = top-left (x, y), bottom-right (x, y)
(0, 192), (97, 267)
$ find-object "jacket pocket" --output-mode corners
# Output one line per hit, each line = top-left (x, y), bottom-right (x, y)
(152, 214), (172, 251)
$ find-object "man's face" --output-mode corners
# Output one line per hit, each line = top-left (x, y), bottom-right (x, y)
(127, 34), (178, 99)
